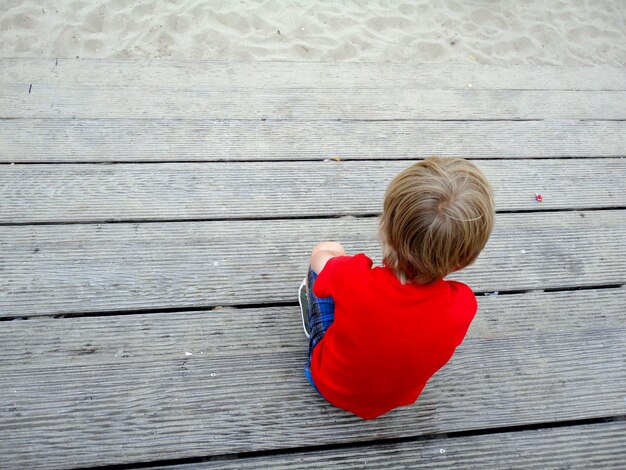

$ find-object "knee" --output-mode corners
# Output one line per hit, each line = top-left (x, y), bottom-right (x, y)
(310, 241), (346, 274)
(311, 241), (345, 257)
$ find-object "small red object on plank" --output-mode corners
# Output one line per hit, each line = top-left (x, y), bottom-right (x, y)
(535, 192), (543, 203)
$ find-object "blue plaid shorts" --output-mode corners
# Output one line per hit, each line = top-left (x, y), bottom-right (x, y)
(304, 267), (335, 391)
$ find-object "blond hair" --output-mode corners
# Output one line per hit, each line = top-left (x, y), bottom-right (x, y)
(380, 157), (495, 284)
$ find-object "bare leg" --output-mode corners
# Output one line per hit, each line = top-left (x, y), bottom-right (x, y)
(310, 241), (346, 274)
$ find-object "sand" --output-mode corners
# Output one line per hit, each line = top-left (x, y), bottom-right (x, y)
(1, 0), (625, 64)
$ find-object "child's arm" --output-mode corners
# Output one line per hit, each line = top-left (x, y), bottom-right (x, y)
(310, 241), (346, 274)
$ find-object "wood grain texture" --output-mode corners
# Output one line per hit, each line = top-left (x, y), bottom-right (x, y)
(1, 288), (623, 367)
(2, 58), (624, 470)
(2, 59), (625, 90)
(1, 159), (625, 223)
(1, 290), (625, 467)
(1, 211), (625, 317)
(156, 421), (626, 470)
(2, 119), (624, 163)
(3, 85), (625, 120)
(1, 329), (624, 468)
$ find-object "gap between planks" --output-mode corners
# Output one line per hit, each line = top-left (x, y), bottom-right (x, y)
(1, 155), (625, 165)
(2, 207), (626, 227)
(0, 283), (623, 322)
(79, 417), (626, 470)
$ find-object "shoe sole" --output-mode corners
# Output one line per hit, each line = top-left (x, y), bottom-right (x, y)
(298, 277), (311, 339)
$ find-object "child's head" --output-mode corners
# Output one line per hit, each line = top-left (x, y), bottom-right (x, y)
(380, 157), (495, 284)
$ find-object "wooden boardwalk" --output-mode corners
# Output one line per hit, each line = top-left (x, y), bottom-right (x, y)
(0, 59), (625, 469)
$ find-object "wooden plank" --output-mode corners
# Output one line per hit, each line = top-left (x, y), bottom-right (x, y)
(2, 119), (624, 163)
(3, 290), (625, 464)
(2, 85), (625, 120)
(1, 328), (624, 468)
(160, 421), (626, 469)
(1, 211), (624, 317)
(2, 59), (625, 90)
(1, 288), (623, 367)
(1, 159), (624, 223)
(1, 289), (624, 466)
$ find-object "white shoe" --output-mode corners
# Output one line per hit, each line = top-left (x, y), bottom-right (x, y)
(298, 277), (311, 339)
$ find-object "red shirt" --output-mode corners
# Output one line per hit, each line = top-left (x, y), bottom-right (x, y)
(310, 253), (477, 419)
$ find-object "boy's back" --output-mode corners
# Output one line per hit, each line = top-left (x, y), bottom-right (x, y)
(310, 253), (476, 420)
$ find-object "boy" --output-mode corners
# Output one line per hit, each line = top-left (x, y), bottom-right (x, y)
(298, 157), (495, 419)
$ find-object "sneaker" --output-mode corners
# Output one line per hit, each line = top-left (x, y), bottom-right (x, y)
(298, 277), (311, 339)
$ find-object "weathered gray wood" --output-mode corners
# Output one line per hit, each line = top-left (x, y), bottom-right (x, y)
(1, 211), (624, 317)
(1, 328), (624, 468)
(1, 289), (625, 467)
(1, 159), (624, 223)
(2, 59), (625, 90)
(1, 288), (622, 367)
(3, 86), (625, 119)
(157, 421), (626, 470)
(2, 58), (624, 470)
(2, 119), (624, 163)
